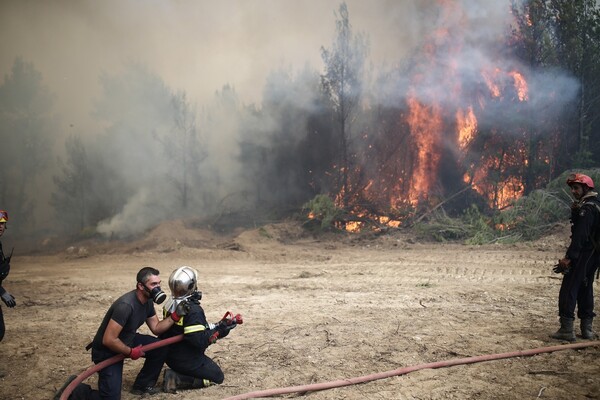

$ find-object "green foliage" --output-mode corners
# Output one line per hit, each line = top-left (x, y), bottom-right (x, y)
(79, 226), (99, 239)
(258, 226), (272, 239)
(418, 169), (600, 244)
(414, 205), (496, 244)
(416, 282), (434, 288)
(302, 194), (343, 230)
(494, 189), (567, 241)
(572, 148), (595, 169)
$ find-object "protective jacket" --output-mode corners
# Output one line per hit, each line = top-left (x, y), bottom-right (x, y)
(0, 241), (11, 296)
(558, 191), (600, 319)
(161, 297), (228, 385)
(162, 297), (228, 364)
(566, 191), (600, 262)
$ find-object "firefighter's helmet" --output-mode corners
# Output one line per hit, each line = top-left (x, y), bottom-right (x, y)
(566, 173), (594, 189)
(168, 266), (198, 299)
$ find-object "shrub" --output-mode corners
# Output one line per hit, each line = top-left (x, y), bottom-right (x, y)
(302, 194), (343, 230)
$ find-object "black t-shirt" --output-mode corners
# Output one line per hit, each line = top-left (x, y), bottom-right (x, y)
(92, 290), (156, 350)
(0, 241), (8, 294)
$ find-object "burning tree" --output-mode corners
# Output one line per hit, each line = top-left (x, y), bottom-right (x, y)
(320, 2), (369, 210)
(306, 0), (584, 232)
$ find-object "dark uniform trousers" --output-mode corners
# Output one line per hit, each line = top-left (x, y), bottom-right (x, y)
(558, 249), (599, 320)
(166, 352), (224, 386)
(70, 334), (168, 400)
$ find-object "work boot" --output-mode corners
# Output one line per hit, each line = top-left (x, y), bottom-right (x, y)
(130, 386), (160, 396)
(163, 369), (210, 392)
(550, 317), (576, 342)
(581, 318), (599, 340)
(163, 368), (179, 394)
(54, 375), (77, 400)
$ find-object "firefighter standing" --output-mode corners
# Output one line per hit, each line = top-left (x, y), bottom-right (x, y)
(551, 173), (600, 341)
(160, 266), (241, 393)
(0, 210), (16, 343)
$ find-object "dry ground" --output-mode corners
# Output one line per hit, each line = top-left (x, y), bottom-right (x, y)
(1, 220), (599, 400)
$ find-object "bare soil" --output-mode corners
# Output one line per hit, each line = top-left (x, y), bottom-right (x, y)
(1, 220), (599, 400)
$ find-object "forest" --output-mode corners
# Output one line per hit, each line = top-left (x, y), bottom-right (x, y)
(0, 1), (599, 243)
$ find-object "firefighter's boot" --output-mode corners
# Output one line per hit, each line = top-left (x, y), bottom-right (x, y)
(550, 317), (576, 342)
(581, 318), (598, 340)
(163, 369), (212, 393)
(163, 369), (179, 394)
(54, 375), (77, 400)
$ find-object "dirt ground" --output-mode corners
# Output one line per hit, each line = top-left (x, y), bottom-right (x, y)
(1, 220), (599, 400)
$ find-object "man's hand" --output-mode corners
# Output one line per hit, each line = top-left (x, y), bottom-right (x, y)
(1, 291), (15, 308)
(170, 300), (190, 322)
(553, 258), (571, 274)
(129, 345), (145, 360)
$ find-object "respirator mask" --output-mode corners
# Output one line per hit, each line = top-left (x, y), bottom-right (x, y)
(141, 282), (167, 304)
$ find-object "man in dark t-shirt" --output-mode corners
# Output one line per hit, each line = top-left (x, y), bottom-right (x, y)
(57, 266), (179, 400)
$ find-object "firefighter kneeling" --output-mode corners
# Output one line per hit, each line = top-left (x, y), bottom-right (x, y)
(160, 266), (242, 393)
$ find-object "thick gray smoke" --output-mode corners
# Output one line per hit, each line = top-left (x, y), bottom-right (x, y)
(0, 0), (578, 239)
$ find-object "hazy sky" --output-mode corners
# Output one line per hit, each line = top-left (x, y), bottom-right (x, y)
(0, 0), (513, 132)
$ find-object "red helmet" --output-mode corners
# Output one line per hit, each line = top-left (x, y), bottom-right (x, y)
(566, 173), (594, 189)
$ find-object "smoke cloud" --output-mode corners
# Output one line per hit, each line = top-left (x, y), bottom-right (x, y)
(0, 0), (578, 238)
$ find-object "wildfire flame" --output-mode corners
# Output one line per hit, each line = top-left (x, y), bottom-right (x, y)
(406, 95), (443, 205)
(456, 106), (477, 150)
(310, 0), (537, 231)
(509, 70), (528, 101)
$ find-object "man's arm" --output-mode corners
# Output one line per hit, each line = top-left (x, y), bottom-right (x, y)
(146, 313), (175, 336)
(102, 319), (132, 356)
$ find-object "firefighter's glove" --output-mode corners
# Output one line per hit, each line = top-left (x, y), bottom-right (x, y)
(217, 312), (243, 329)
(553, 258), (571, 275)
(170, 300), (190, 322)
(208, 330), (220, 345)
(216, 312), (243, 338)
(1, 291), (15, 308)
(129, 345), (144, 360)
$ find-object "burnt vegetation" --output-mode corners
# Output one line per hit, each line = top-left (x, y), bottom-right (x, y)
(1, 1), (600, 244)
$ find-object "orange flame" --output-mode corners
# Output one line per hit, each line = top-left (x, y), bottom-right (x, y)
(482, 68), (502, 98)
(323, 0), (535, 231)
(406, 96), (442, 204)
(509, 70), (528, 101)
(456, 106), (477, 150)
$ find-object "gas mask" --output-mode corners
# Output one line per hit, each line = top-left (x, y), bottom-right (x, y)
(141, 283), (167, 304)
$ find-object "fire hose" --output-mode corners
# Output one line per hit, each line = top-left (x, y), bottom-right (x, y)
(59, 336), (600, 400)
(59, 312), (242, 400)
(59, 334), (184, 400)
(222, 340), (600, 400)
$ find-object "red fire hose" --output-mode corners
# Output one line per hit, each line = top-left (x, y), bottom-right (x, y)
(59, 334), (184, 400)
(60, 337), (600, 400)
(222, 340), (600, 400)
